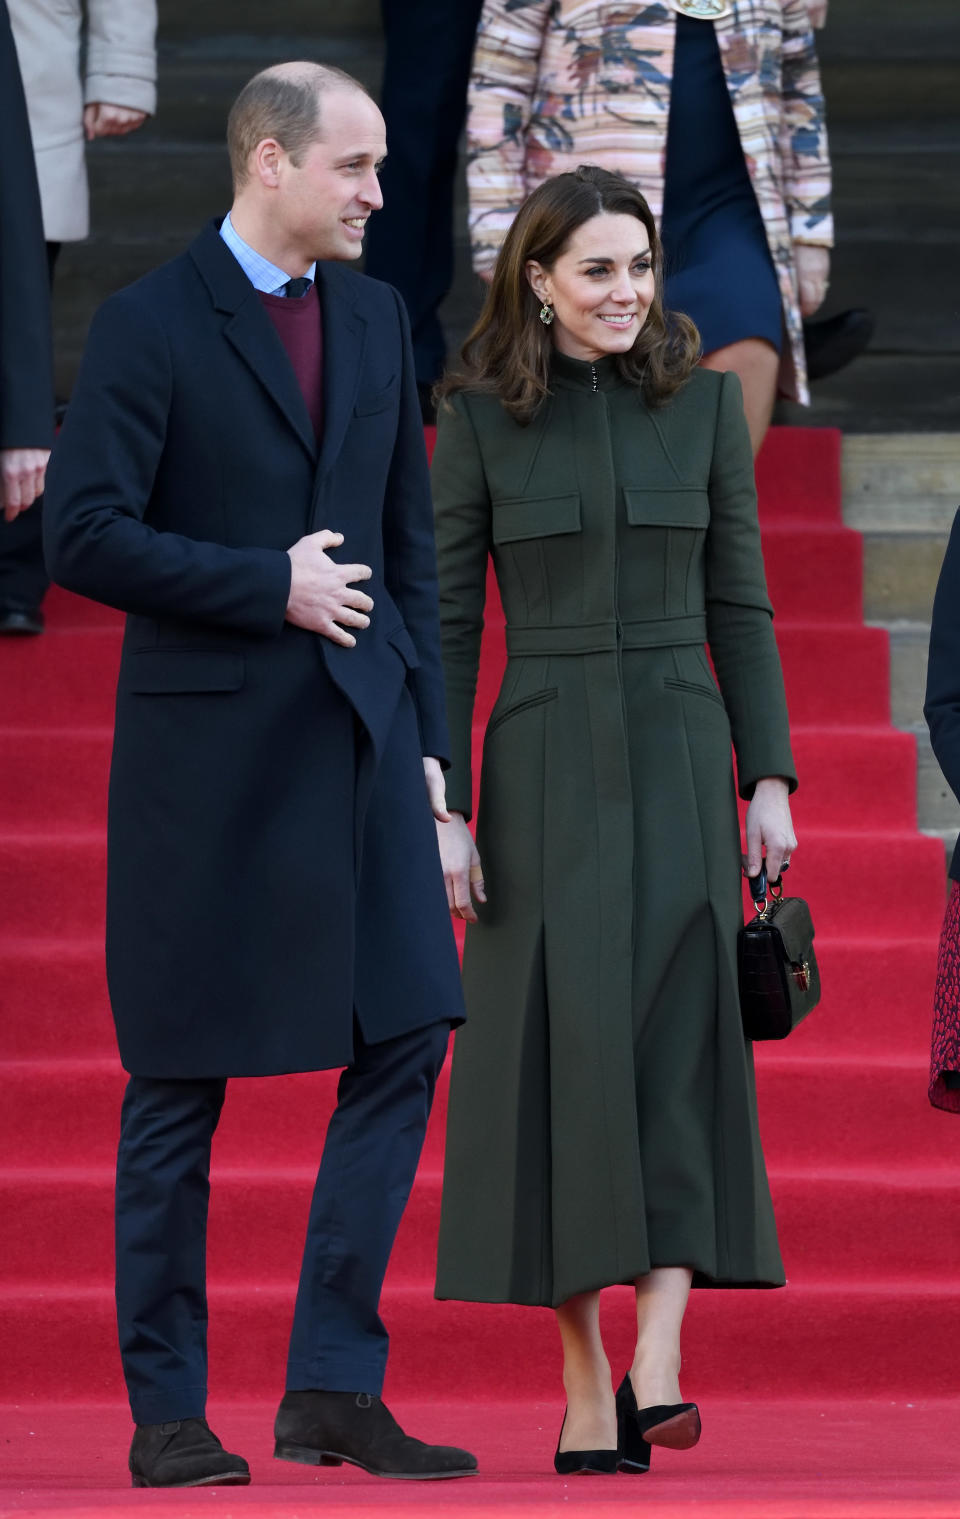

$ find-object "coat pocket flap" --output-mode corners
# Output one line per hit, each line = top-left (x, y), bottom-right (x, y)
(623, 487), (710, 528)
(386, 624), (421, 670)
(125, 651), (246, 693)
(491, 493), (582, 545)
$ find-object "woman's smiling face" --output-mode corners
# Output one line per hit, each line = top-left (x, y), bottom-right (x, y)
(526, 212), (656, 363)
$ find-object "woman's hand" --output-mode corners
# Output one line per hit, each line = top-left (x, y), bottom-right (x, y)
(744, 777), (797, 884)
(795, 244), (830, 317)
(436, 810), (487, 922)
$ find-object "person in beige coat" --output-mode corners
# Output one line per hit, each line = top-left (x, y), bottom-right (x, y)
(0, 0), (156, 635)
(8, 0), (157, 245)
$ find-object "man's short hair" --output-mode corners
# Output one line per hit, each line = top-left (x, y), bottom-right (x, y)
(227, 63), (369, 188)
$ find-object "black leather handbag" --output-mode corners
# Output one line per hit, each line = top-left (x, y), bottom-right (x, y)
(738, 866), (820, 1040)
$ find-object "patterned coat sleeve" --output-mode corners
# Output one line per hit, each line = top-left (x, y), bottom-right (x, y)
(466, 0), (552, 276)
(780, 0), (833, 247)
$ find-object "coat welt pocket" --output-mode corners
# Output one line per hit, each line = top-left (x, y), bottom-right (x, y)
(125, 651), (245, 693)
(491, 493), (581, 545)
(486, 686), (558, 737)
(624, 487), (710, 529)
(663, 676), (725, 708)
(353, 378), (398, 416)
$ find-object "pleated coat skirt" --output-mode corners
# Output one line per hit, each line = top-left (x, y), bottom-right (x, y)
(432, 356), (797, 1307)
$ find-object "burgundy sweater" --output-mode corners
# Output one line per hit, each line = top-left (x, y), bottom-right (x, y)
(258, 284), (324, 443)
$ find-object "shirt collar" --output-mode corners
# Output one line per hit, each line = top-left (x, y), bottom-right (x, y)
(219, 211), (317, 295)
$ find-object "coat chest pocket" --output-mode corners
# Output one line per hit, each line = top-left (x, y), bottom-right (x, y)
(491, 493), (581, 545)
(125, 651), (245, 693)
(623, 488), (710, 529)
(353, 377), (398, 417)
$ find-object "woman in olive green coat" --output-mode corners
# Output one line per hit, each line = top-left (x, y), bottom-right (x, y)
(431, 167), (798, 1474)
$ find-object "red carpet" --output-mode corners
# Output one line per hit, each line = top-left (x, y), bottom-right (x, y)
(1, 427), (958, 1511)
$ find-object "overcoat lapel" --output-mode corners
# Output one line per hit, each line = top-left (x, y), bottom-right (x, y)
(311, 261), (366, 523)
(188, 220), (317, 463)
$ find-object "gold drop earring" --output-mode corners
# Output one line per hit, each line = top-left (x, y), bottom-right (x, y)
(539, 299), (555, 326)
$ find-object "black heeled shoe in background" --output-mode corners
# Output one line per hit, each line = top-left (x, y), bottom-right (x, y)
(616, 1373), (701, 1467)
(553, 1410), (617, 1476)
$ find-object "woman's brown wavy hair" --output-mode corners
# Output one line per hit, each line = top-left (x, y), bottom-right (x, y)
(438, 165), (700, 424)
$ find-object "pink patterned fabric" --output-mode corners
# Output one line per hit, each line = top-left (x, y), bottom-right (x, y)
(930, 880), (960, 1113)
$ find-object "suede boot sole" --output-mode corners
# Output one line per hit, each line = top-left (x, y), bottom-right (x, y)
(274, 1439), (476, 1480)
(131, 1468), (251, 1488)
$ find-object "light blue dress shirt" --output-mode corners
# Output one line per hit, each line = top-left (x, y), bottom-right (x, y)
(219, 212), (317, 295)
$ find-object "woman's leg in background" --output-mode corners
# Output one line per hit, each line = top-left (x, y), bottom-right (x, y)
(630, 1266), (694, 1407)
(555, 1291), (616, 1452)
(701, 339), (780, 457)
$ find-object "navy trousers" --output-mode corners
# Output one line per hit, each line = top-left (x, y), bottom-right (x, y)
(363, 0), (484, 388)
(115, 1019), (450, 1425)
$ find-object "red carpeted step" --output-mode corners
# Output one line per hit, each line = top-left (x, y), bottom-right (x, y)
(43, 587), (122, 630)
(0, 933), (938, 1063)
(1, 828), (943, 939)
(3, 1278), (958, 1402)
(760, 523), (864, 621)
(5, 1165), (958, 1288)
(787, 727), (918, 828)
(0, 630), (120, 727)
(0, 731), (111, 825)
(755, 427), (843, 524)
(0, 1054), (949, 1171)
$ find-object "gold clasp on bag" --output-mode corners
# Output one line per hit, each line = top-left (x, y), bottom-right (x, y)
(792, 961), (811, 992)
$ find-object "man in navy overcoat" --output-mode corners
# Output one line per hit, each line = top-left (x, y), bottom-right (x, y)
(44, 61), (473, 1488)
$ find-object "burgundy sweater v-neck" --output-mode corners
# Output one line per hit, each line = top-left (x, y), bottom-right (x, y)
(258, 283), (324, 444)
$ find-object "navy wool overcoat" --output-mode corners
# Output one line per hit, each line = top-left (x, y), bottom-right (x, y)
(44, 220), (464, 1078)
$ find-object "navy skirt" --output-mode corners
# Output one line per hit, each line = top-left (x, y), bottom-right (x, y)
(661, 16), (783, 356)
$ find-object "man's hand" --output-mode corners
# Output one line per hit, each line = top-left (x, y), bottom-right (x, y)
(286, 530), (373, 646)
(796, 244), (831, 317)
(1, 448), (50, 521)
(436, 811), (486, 922)
(744, 777), (798, 885)
(84, 103), (148, 140)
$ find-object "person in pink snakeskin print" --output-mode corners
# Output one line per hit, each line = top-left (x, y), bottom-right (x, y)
(923, 511), (960, 1112)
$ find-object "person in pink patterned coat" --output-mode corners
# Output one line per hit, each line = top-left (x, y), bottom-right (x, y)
(465, 0), (833, 452)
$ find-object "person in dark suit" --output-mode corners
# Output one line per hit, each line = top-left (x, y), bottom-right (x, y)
(363, 0), (484, 420)
(44, 61), (476, 1489)
(0, 0), (54, 621)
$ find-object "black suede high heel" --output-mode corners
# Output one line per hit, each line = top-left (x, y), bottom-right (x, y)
(614, 1376), (651, 1473)
(616, 1373), (701, 1460)
(553, 1410), (617, 1476)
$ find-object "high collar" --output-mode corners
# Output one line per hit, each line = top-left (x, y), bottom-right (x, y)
(549, 349), (624, 392)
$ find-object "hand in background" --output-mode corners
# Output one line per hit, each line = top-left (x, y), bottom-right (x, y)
(805, 0), (828, 27)
(84, 103), (148, 141)
(1, 448), (50, 521)
(796, 245), (831, 317)
(436, 811), (486, 922)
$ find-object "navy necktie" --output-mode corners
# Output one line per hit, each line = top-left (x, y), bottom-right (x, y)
(283, 277), (311, 298)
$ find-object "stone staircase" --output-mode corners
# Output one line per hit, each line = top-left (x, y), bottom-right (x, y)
(843, 434), (960, 864)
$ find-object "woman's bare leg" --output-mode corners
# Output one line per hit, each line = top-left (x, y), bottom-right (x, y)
(701, 338), (779, 456)
(629, 1266), (694, 1407)
(555, 1291), (617, 1452)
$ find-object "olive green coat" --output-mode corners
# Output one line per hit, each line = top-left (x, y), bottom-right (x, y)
(432, 355), (797, 1308)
